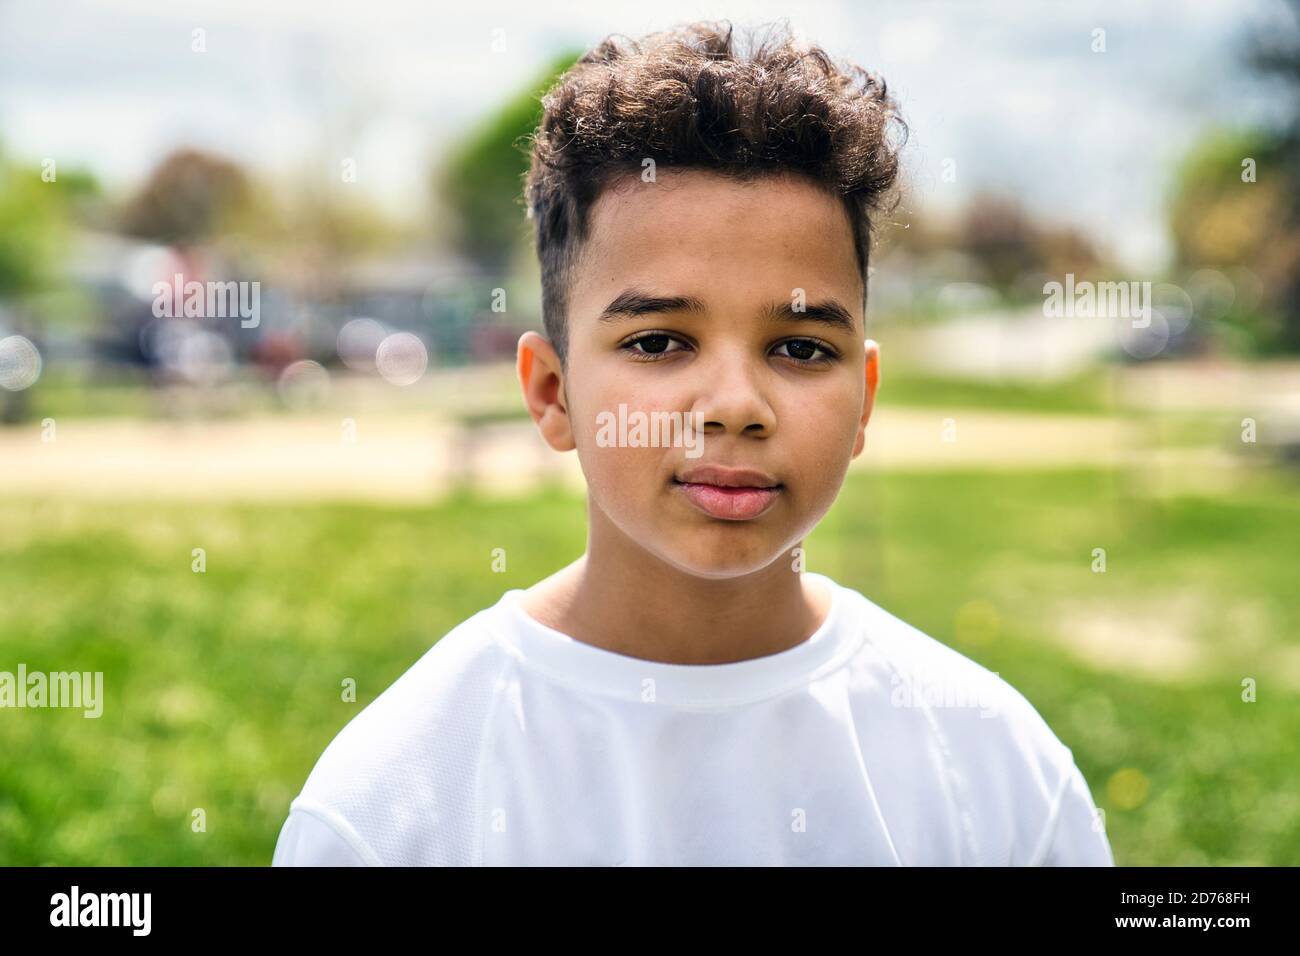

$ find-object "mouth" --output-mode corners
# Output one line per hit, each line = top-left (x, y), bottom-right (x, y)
(671, 466), (784, 521)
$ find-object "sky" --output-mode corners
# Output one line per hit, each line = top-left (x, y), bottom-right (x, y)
(1, 0), (1294, 271)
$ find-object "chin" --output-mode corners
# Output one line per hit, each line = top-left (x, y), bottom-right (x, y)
(657, 534), (791, 580)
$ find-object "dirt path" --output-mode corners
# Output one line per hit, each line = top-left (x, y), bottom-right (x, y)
(0, 404), (1229, 503)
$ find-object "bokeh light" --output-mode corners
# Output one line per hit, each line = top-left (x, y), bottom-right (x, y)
(0, 335), (42, 391)
(336, 317), (387, 372)
(375, 331), (428, 386)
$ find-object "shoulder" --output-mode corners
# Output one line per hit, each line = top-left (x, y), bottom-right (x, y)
(274, 600), (516, 866)
(830, 580), (1112, 865)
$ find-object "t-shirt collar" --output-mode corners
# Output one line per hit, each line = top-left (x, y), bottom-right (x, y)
(490, 572), (861, 708)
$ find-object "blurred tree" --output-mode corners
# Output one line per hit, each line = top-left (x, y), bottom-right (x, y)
(0, 146), (96, 422)
(1245, 0), (1300, 350)
(1167, 120), (1299, 346)
(1167, 2), (1300, 352)
(0, 152), (71, 298)
(121, 148), (252, 246)
(948, 194), (1100, 291)
(1169, 132), (1292, 273)
(958, 195), (1041, 288)
(438, 51), (581, 272)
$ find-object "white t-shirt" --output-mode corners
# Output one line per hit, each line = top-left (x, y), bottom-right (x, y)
(272, 571), (1114, 866)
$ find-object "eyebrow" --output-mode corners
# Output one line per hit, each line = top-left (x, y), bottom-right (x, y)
(596, 288), (857, 334)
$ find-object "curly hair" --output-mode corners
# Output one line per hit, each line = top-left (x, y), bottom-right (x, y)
(523, 19), (906, 364)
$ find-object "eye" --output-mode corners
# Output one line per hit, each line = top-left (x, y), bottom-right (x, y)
(620, 332), (691, 360)
(772, 338), (837, 365)
(619, 332), (837, 365)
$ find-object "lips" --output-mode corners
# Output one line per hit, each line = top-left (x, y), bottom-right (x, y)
(672, 465), (783, 520)
(675, 465), (779, 489)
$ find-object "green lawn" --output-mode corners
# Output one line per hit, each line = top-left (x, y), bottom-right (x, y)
(877, 365), (1115, 414)
(1, 466), (1297, 865)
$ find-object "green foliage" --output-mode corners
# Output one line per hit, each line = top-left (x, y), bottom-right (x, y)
(1167, 128), (1300, 352)
(438, 51), (582, 269)
(0, 155), (74, 298)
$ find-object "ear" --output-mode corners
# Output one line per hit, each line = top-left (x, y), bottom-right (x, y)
(517, 331), (575, 452)
(850, 338), (880, 460)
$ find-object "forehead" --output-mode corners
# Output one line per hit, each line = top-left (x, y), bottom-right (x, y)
(573, 168), (863, 307)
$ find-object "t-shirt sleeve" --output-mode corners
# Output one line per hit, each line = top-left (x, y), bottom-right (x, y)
(1031, 758), (1115, 866)
(271, 801), (380, 866)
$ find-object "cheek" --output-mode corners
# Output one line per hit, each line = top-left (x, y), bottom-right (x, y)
(567, 386), (673, 504)
(771, 385), (860, 529)
(786, 379), (862, 462)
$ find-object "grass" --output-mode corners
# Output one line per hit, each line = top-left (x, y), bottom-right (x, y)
(0, 466), (1297, 865)
(876, 365), (1115, 414)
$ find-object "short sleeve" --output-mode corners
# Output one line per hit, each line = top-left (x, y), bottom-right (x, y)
(1032, 760), (1114, 866)
(272, 802), (380, 866)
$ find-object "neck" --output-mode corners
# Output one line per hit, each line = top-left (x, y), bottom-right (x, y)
(519, 502), (828, 665)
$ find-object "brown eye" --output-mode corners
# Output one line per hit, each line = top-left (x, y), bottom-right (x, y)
(621, 332), (688, 359)
(774, 338), (835, 364)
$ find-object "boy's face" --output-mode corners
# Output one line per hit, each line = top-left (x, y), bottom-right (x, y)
(519, 168), (879, 579)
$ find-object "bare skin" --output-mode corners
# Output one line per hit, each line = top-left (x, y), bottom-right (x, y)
(516, 168), (880, 665)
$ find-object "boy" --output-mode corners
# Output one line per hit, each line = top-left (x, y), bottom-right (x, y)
(273, 20), (1114, 866)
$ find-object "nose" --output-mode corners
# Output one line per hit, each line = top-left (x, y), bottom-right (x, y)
(692, 348), (777, 438)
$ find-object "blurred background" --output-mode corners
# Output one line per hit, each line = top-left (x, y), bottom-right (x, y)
(1, 0), (1298, 865)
